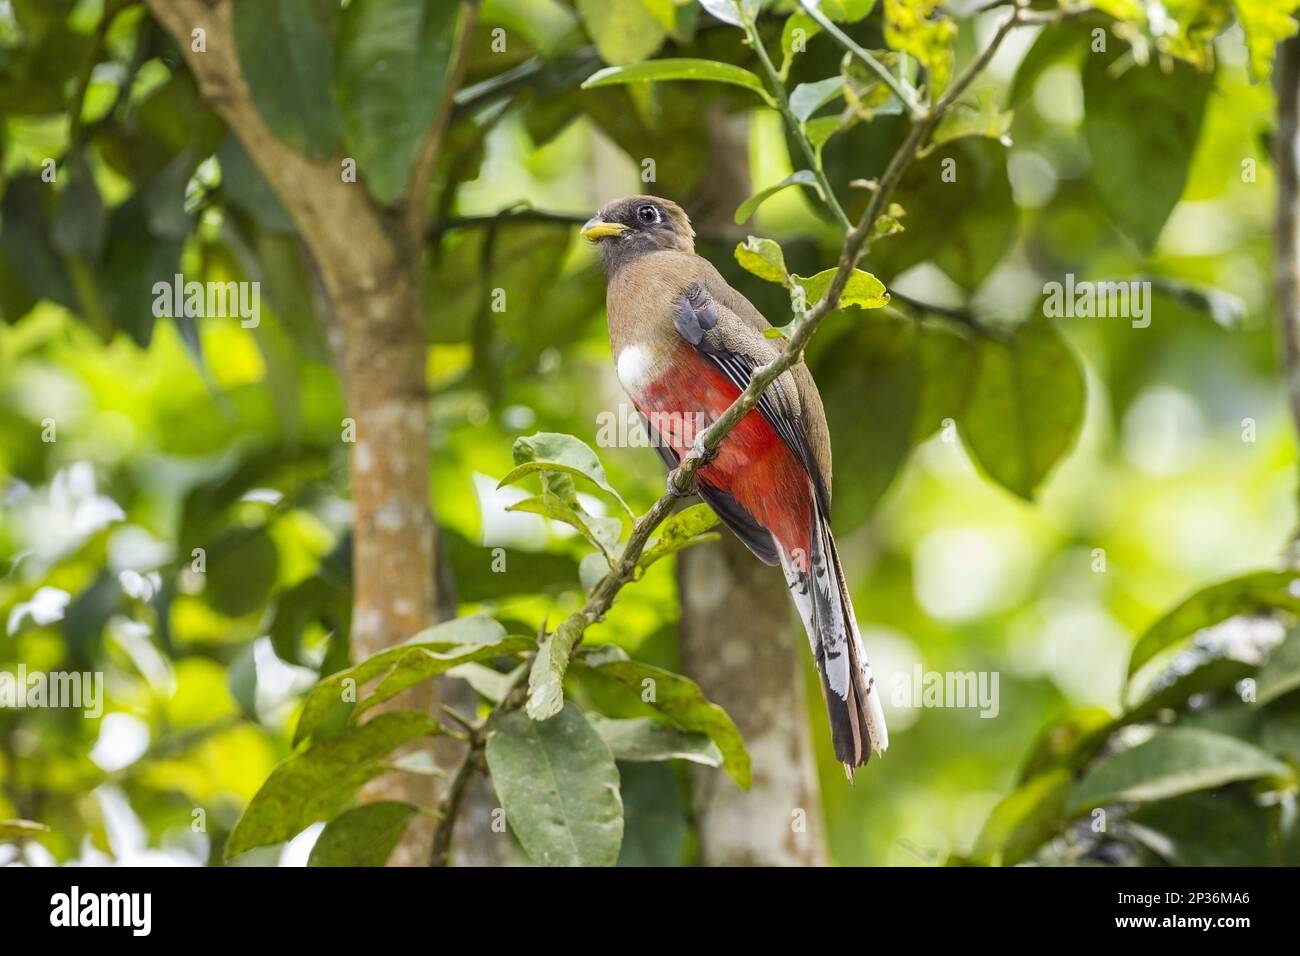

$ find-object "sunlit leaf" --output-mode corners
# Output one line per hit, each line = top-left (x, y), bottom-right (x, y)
(639, 503), (720, 568)
(583, 58), (774, 105)
(227, 711), (442, 858)
(1127, 571), (1300, 680)
(734, 235), (790, 284)
(734, 170), (820, 224)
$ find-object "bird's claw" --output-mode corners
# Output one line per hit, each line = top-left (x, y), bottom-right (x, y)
(666, 472), (695, 499)
(690, 436), (718, 465)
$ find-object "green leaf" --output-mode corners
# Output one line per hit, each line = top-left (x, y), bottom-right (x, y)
(51, 154), (105, 260)
(307, 802), (418, 866)
(1127, 791), (1277, 866)
(588, 714), (723, 766)
(206, 527), (279, 618)
(734, 235), (790, 285)
(575, 656), (751, 788)
(576, 0), (667, 66)
(792, 267), (889, 310)
(579, 551), (610, 594)
(334, 0), (460, 203)
(960, 321), (1084, 500)
(931, 86), (1012, 147)
(507, 493), (622, 558)
(448, 661), (523, 704)
(1082, 54), (1210, 251)
(913, 322), (976, 440)
(871, 138), (1014, 290)
(841, 51), (906, 122)
(969, 769), (1070, 866)
(294, 615), (514, 744)
(1126, 571), (1300, 680)
(806, 319), (918, 531)
(883, 0), (955, 96)
(527, 614), (586, 720)
(616, 762), (689, 866)
(227, 711), (442, 858)
(357, 636), (534, 719)
(781, 12), (822, 73)
(232, 0), (339, 156)
(1067, 727), (1289, 815)
(501, 432), (633, 518)
(789, 76), (843, 123)
(1126, 658), (1256, 724)
(822, 0), (878, 19)
(484, 703), (623, 866)
(1257, 627), (1300, 705)
(582, 58), (775, 106)
(734, 170), (820, 225)
(1233, 0), (1300, 79)
(639, 503), (720, 568)
(0, 819), (50, 840)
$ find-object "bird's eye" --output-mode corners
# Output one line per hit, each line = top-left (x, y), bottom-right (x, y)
(637, 204), (659, 224)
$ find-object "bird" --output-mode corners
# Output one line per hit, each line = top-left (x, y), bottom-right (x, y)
(582, 195), (888, 776)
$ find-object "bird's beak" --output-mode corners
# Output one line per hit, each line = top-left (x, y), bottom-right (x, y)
(581, 217), (628, 240)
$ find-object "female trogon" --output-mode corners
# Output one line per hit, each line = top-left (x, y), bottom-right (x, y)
(583, 195), (888, 776)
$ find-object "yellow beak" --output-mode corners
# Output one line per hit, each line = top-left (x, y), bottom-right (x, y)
(581, 217), (628, 240)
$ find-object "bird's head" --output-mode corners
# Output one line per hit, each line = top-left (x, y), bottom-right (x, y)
(582, 195), (695, 274)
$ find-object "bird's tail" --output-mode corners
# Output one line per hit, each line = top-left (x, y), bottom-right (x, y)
(778, 498), (888, 778)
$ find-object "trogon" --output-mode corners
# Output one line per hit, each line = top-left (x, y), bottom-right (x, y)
(582, 195), (888, 776)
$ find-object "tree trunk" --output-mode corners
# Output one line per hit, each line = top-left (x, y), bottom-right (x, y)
(675, 105), (827, 866)
(145, 0), (471, 866)
(678, 535), (827, 865)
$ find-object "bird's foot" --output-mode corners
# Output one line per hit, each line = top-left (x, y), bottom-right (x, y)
(665, 471), (696, 499)
(689, 434), (718, 466)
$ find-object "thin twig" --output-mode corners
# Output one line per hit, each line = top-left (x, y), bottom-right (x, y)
(427, 729), (482, 867)
(743, 17), (853, 230)
(404, 0), (480, 247)
(796, 0), (920, 117)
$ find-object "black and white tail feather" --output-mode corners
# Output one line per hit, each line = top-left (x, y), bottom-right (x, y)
(777, 495), (888, 778)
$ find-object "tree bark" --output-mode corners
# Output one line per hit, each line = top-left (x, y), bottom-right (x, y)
(675, 105), (827, 866)
(146, 0), (470, 866)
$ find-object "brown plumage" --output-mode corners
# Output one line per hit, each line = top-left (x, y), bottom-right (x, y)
(583, 195), (889, 775)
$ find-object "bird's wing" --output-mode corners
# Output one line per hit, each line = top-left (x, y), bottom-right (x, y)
(674, 269), (832, 514)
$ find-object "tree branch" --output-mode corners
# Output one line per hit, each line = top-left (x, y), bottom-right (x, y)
(403, 0), (480, 247)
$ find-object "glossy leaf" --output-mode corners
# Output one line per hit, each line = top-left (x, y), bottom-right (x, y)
(1067, 727), (1288, 815)
(583, 59), (774, 105)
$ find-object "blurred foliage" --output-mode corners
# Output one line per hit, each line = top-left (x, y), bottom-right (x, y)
(1, 0), (1300, 867)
